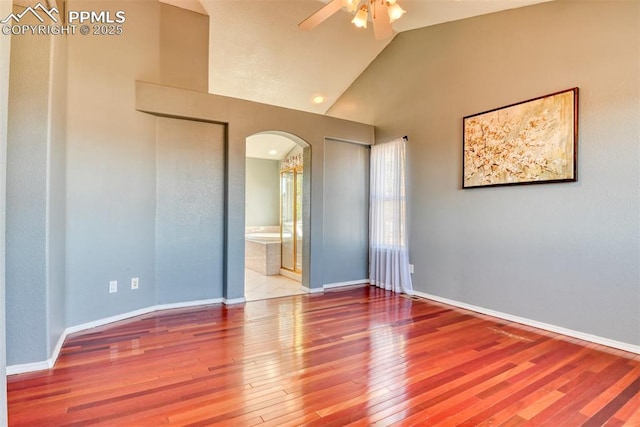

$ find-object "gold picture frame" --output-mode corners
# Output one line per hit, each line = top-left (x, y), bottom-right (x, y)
(463, 88), (578, 189)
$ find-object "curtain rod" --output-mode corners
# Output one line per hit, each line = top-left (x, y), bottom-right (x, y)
(367, 136), (409, 149)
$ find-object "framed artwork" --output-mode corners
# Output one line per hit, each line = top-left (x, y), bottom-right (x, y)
(463, 88), (578, 189)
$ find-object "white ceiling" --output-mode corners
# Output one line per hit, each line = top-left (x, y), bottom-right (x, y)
(192, 0), (552, 115)
(159, 0), (552, 158)
(246, 133), (298, 160)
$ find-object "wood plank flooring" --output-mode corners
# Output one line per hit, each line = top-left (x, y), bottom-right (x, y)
(7, 285), (640, 426)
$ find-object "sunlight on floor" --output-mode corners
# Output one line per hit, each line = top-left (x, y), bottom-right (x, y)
(244, 268), (306, 302)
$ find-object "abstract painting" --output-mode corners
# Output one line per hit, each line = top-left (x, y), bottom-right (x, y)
(463, 88), (578, 188)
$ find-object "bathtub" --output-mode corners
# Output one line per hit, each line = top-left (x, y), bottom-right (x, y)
(245, 232), (281, 242)
(245, 232), (281, 276)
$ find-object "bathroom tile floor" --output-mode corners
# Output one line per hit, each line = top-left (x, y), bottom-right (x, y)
(244, 268), (306, 301)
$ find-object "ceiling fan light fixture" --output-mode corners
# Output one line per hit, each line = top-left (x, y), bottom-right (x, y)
(351, 4), (368, 29)
(299, 0), (404, 39)
(386, 2), (406, 22)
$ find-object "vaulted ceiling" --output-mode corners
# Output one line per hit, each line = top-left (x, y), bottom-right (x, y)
(162, 0), (552, 114)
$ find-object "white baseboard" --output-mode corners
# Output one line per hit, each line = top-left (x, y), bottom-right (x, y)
(223, 297), (245, 305)
(157, 298), (223, 310)
(48, 329), (67, 369)
(65, 306), (158, 335)
(324, 279), (369, 289)
(6, 359), (53, 376)
(65, 298), (224, 335)
(302, 286), (324, 294)
(412, 291), (640, 355)
(7, 298), (224, 376)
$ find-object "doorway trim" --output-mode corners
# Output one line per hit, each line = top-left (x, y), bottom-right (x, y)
(244, 131), (311, 294)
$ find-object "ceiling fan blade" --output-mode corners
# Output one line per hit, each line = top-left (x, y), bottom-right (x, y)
(372, 2), (394, 40)
(299, 0), (344, 31)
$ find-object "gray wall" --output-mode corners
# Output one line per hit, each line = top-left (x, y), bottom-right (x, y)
(6, 13), (48, 364)
(47, 34), (67, 361)
(323, 140), (369, 285)
(156, 118), (225, 304)
(65, 0), (161, 325)
(329, 0), (640, 346)
(64, 1), (210, 325)
(160, 4), (209, 92)
(6, 9), (67, 366)
(246, 157), (280, 227)
(0, 0), (11, 420)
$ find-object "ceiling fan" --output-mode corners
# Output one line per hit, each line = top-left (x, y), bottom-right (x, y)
(299, 0), (406, 40)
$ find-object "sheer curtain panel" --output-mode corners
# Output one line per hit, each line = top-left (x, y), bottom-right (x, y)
(369, 137), (413, 294)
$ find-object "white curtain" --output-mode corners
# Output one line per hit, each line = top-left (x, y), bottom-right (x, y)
(369, 137), (413, 294)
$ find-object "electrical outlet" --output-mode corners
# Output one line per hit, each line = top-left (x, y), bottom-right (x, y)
(409, 264), (414, 274)
(131, 277), (139, 290)
(109, 280), (118, 293)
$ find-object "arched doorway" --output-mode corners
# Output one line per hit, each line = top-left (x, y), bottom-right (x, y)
(244, 131), (310, 301)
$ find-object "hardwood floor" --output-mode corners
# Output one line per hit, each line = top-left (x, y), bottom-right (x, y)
(7, 286), (640, 426)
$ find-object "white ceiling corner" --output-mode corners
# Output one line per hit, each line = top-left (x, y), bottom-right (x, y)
(246, 133), (298, 160)
(159, 0), (208, 15)
(202, 0), (392, 115)
(189, 0), (553, 114)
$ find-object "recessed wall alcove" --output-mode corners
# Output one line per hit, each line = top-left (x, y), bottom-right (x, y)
(136, 81), (374, 301)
